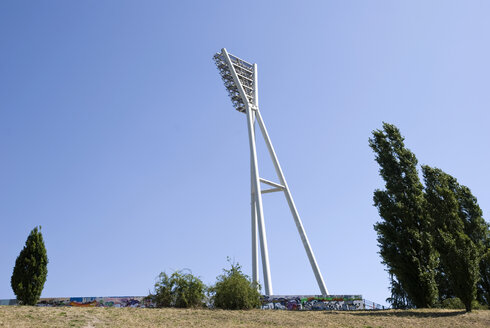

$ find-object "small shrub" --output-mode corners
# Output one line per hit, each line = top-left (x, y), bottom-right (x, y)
(209, 260), (261, 310)
(441, 297), (465, 309)
(11, 226), (48, 305)
(441, 298), (489, 310)
(471, 300), (488, 310)
(149, 269), (205, 308)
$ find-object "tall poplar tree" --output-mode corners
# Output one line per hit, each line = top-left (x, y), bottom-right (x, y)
(11, 226), (48, 305)
(479, 241), (490, 305)
(423, 166), (481, 312)
(456, 183), (490, 306)
(369, 123), (438, 308)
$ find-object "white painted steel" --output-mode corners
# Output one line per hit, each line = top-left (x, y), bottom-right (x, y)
(253, 63), (259, 108)
(251, 180), (259, 285)
(255, 109), (329, 296)
(221, 48), (273, 295)
(251, 64), (260, 289)
(261, 187), (284, 194)
(259, 178), (285, 189)
(250, 112), (259, 287)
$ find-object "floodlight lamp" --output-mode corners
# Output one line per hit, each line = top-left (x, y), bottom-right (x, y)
(214, 49), (256, 113)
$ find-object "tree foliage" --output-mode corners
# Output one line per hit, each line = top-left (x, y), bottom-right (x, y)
(441, 297), (465, 309)
(11, 226), (48, 305)
(478, 238), (490, 305)
(370, 122), (490, 311)
(149, 269), (206, 308)
(385, 274), (413, 309)
(423, 166), (482, 312)
(209, 260), (261, 310)
(369, 123), (439, 308)
(456, 186), (490, 306)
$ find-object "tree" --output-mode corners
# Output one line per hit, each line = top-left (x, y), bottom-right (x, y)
(210, 260), (261, 310)
(385, 274), (413, 309)
(369, 123), (439, 308)
(478, 243), (490, 305)
(149, 269), (205, 308)
(434, 266), (454, 302)
(456, 185), (490, 306)
(11, 226), (48, 305)
(423, 166), (481, 312)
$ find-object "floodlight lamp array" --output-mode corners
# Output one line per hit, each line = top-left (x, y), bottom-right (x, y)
(214, 51), (255, 113)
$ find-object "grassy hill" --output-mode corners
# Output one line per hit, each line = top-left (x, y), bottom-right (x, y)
(0, 306), (489, 327)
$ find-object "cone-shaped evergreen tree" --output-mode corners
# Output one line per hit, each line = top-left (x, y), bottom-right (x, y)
(423, 166), (481, 312)
(11, 226), (48, 305)
(369, 123), (439, 308)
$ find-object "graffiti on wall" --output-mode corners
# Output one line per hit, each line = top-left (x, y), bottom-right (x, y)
(1, 294), (382, 310)
(261, 295), (365, 311)
(2, 296), (155, 308)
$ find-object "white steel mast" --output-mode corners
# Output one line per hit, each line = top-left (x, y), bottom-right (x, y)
(213, 48), (329, 296)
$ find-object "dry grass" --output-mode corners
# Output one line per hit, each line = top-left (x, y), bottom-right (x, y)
(0, 306), (489, 328)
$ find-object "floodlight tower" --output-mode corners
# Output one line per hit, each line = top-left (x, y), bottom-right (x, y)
(213, 48), (329, 296)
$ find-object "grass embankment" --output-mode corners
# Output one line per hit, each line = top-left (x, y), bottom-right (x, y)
(0, 306), (489, 328)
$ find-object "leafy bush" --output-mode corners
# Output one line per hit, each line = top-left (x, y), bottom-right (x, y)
(440, 297), (489, 310)
(11, 226), (48, 305)
(441, 297), (465, 309)
(209, 260), (261, 310)
(471, 300), (488, 310)
(149, 269), (205, 308)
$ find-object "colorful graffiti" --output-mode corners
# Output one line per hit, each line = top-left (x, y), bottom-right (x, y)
(261, 295), (367, 311)
(0, 294), (384, 310)
(2, 296), (155, 308)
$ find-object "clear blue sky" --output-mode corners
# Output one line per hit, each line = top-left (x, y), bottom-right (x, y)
(1, 1), (489, 305)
